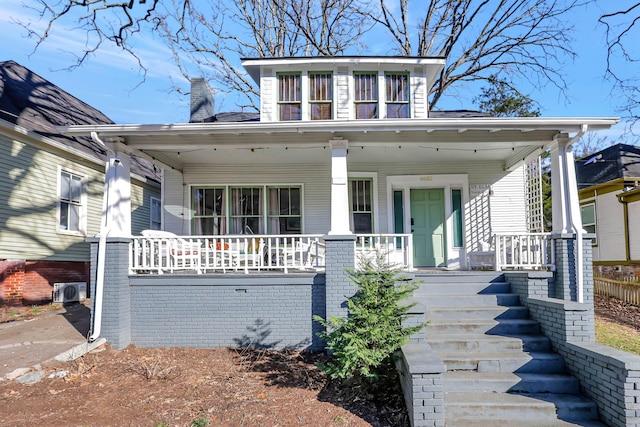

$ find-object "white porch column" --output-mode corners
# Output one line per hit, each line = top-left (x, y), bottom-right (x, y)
(103, 149), (132, 237)
(328, 139), (352, 235)
(550, 135), (582, 234)
(550, 133), (586, 302)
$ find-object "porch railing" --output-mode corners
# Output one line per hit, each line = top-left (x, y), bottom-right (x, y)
(130, 234), (325, 274)
(130, 233), (415, 274)
(354, 234), (414, 271)
(495, 232), (555, 271)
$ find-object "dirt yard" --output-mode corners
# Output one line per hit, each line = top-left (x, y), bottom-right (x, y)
(0, 344), (408, 426)
(0, 294), (636, 427)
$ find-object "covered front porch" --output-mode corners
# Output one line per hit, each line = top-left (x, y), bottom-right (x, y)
(60, 117), (616, 282)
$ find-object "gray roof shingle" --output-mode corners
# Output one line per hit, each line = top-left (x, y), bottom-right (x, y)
(0, 60), (158, 182)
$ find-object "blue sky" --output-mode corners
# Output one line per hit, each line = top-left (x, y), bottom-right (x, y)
(0, 0), (634, 141)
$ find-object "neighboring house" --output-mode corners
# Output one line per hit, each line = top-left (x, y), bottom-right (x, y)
(0, 60), (161, 305)
(576, 143), (640, 276)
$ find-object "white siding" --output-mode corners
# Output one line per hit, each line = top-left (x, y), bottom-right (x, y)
(490, 166), (528, 234)
(260, 68), (275, 122)
(593, 191), (626, 262)
(629, 200), (640, 261)
(336, 67), (350, 120)
(349, 161), (524, 238)
(172, 160), (526, 255)
(163, 167), (189, 234)
(411, 67), (428, 119)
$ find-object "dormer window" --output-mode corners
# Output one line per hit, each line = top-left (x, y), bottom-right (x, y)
(354, 73), (378, 119)
(309, 72), (332, 120)
(278, 73), (301, 121)
(385, 73), (409, 118)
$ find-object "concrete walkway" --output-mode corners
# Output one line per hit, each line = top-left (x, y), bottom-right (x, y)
(0, 303), (91, 378)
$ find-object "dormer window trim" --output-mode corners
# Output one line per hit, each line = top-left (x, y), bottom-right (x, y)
(354, 72), (379, 120)
(308, 71), (333, 120)
(385, 72), (410, 119)
(277, 72), (302, 121)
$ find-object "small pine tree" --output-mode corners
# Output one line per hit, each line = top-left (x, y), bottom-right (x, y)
(314, 252), (424, 382)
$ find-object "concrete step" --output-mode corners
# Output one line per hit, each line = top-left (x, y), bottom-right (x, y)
(413, 272), (505, 283)
(444, 371), (581, 394)
(415, 281), (512, 295)
(426, 318), (540, 335)
(418, 293), (520, 307)
(445, 417), (606, 427)
(426, 305), (529, 321)
(426, 333), (551, 353)
(437, 351), (565, 373)
(446, 392), (599, 422)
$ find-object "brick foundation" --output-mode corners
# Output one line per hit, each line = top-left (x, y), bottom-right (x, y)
(0, 260), (89, 305)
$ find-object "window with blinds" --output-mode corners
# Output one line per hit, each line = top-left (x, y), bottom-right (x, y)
(354, 73), (378, 119)
(278, 73), (301, 121)
(309, 72), (332, 120)
(385, 73), (409, 118)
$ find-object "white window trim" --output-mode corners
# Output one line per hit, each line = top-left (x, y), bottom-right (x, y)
(56, 165), (87, 236)
(189, 183), (305, 235)
(580, 201), (597, 246)
(150, 196), (162, 230)
(348, 172), (379, 233)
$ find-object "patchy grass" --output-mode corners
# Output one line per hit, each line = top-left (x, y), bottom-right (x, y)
(595, 317), (640, 355)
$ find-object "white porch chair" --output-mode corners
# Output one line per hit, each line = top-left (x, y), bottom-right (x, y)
(467, 239), (496, 270)
(141, 230), (202, 273)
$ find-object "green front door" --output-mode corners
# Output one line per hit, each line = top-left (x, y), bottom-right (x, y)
(410, 189), (446, 267)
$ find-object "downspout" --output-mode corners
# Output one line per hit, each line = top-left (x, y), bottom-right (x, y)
(618, 192), (632, 262)
(566, 124), (588, 303)
(88, 132), (113, 342)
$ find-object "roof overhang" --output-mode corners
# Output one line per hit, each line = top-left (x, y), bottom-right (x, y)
(241, 56), (447, 86)
(58, 117), (619, 171)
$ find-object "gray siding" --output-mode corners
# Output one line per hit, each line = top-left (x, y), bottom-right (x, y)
(131, 182), (161, 235)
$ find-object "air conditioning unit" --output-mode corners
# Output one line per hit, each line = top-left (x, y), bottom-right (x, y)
(53, 282), (87, 303)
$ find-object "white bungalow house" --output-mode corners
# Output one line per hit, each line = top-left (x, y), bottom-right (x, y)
(58, 57), (640, 427)
(60, 56), (616, 275)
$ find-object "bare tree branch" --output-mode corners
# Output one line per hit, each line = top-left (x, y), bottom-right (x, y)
(598, 3), (640, 122)
(361, 0), (586, 109)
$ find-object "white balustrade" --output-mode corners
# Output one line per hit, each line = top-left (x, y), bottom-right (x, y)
(494, 233), (555, 271)
(354, 234), (414, 270)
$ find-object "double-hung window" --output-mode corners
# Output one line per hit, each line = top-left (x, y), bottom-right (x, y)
(231, 187), (263, 234)
(278, 73), (301, 121)
(580, 203), (597, 245)
(150, 197), (162, 230)
(192, 187), (226, 235)
(309, 72), (332, 120)
(191, 185), (302, 235)
(350, 178), (373, 234)
(385, 73), (409, 118)
(58, 169), (85, 234)
(354, 73), (378, 119)
(268, 187), (301, 234)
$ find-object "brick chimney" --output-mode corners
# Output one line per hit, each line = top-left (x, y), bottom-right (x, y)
(189, 78), (215, 122)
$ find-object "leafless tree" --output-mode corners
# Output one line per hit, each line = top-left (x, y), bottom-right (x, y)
(159, 0), (369, 110)
(17, 0), (369, 110)
(18, 0), (586, 111)
(598, 3), (640, 122)
(362, 0), (587, 107)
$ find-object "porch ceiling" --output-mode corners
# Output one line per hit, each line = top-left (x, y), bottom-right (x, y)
(58, 117), (619, 170)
